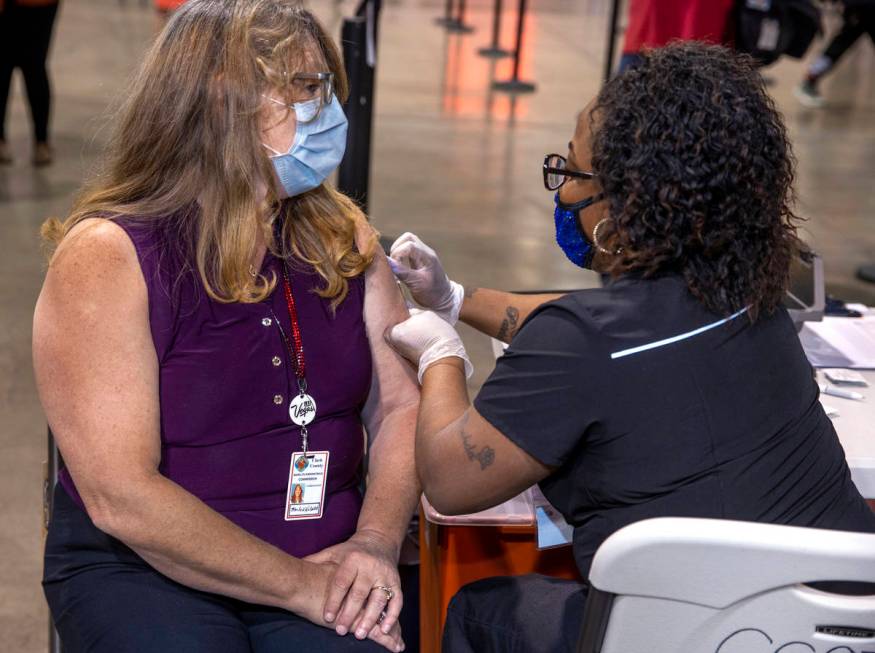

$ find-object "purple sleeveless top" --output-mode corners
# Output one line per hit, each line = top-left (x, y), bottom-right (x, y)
(59, 214), (373, 557)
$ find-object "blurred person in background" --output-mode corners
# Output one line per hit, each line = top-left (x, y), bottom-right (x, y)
(795, 0), (875, 107)
(618, 0), (735, 72)
(154, 0), (186, 28)
(33, 2), (418, 651)
(0, 0), (59, 166)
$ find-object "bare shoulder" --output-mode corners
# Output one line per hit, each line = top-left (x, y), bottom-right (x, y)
(50, 217), (139, 279)
(353, 219), (379, 256)
(350, 217), (384, 269)
(354, 221), (396, 297)
(36, 217), (147, 339)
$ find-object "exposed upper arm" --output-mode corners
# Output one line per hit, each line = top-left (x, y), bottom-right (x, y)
(32, 218), (161, 523)
(419, 303), (591, 514)
(420, 405), (553, 515)
(357, 224), (420, 435)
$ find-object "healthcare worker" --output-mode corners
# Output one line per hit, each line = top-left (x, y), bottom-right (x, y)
(386, 42), (875, 653)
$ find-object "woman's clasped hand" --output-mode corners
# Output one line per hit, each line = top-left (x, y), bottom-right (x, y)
(306, 529), (404, 641)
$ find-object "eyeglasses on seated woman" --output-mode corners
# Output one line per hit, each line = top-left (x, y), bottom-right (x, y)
(33, 2), (419, 652)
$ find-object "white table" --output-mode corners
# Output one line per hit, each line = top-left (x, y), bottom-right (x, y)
(819, 369), (875, 499)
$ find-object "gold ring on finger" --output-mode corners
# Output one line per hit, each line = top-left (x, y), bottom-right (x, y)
(374, 585), (394, 602)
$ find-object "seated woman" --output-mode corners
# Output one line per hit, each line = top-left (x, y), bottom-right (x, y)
(386, 42), (875, 652)
(33, 2), (418, 652)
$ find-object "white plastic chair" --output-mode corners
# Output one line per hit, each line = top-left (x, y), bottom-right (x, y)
(577, 518), (875, 653)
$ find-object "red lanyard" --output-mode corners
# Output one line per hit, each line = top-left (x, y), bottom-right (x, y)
(275, 262), (317, 453)
(280, 264), (306, 385)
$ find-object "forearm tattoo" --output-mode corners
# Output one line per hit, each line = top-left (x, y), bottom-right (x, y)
(496, 305), (520, 342)
(464, 286), (478, 299)
(458, 413), (496, 471)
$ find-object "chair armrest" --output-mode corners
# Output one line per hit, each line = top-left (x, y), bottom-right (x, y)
(588, 518), (875, 608)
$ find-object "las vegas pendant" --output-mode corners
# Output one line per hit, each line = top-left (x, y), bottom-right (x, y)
(289, 393), (317, 426)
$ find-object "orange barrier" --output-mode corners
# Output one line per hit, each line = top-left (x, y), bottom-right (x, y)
(418, 507), (581, 653)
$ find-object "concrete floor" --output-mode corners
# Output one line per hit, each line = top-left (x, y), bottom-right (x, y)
(1, 0), (873, 650)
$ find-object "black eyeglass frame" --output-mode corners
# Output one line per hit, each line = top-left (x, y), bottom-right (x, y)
(543, 153), (596, 191)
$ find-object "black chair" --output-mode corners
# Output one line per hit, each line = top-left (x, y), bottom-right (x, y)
(44, 428), (62, 653)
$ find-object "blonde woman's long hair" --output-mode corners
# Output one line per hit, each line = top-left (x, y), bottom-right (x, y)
(42, 0), (376, 307)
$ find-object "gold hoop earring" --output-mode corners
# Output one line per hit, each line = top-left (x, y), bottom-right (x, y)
(592, 218), (622, 256)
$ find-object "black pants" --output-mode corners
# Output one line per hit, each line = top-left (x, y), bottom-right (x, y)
(441, 574), (589, 653)
(0, 1), (58, 142)
(810, 7), (875, 81)
(43, 485), (385, 653)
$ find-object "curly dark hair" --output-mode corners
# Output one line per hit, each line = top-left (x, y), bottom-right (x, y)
(591, 42), (802, 318)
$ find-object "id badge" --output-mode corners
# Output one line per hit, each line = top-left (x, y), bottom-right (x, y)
(285, 451), (329, 521)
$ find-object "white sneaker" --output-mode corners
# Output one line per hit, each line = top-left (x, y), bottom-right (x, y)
(794, 82), (825, 109)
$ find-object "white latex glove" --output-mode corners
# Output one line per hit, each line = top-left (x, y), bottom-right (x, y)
(386, 309), (473, 384)
(388, 233), (465, 325)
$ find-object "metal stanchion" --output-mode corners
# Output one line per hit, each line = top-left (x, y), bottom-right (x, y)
(338, 0), (382, 212)
(46, 428), (62, 653)
(446, 0), (475, 33)
(603, 0), (622, 83)
(435, 0), (456, 26)
(436, 0), (474, 33)
(858, 265), (875, 284)
(492, 0), (535, 93)
(478, 0), (512, 58)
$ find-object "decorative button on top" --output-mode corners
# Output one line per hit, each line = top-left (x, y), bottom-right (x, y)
(273, 394), (283, 405)
(272, 356), (282, 367)
(262, 317), (272, 327)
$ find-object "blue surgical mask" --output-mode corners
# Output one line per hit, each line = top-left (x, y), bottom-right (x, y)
(553, 192), (605, 269)
(263, 94), (348, 198)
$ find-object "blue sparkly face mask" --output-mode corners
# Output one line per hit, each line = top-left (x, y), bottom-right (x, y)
(554, 192), (605, 269)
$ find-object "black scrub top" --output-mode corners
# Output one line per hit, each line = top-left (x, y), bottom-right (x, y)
(474, 274), (875, 580)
